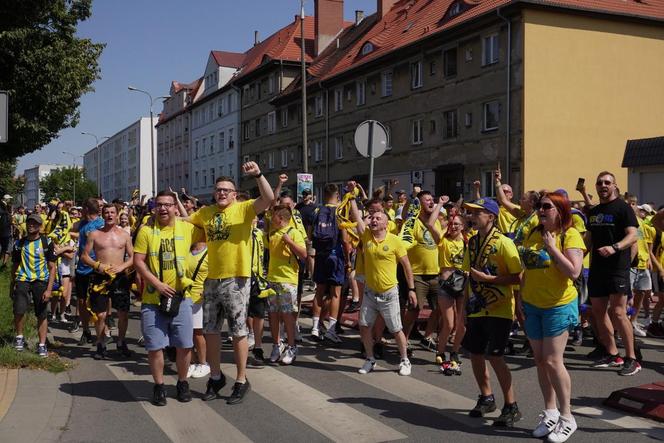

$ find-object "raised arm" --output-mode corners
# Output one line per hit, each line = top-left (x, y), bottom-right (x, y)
(243, 162), (274, 215)
(494, 169), (520, 215)
(273, 174), (288, 206)
(349, 197), (366, 235)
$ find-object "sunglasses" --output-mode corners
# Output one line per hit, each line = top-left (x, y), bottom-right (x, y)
(536, 202), (555, 211)
(596, 180), (614, 186)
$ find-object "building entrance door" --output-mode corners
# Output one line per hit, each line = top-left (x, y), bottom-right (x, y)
(435, 164), (464, 200)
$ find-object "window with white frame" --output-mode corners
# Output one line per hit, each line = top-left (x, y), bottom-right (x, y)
(411, 119), (423, 144)
(411, 61), (423, 89)
(482, 33), (499, 66)
(334, 136), (343, 159)
(314, 140), (323, 162)
(194, 140), (199, 159)
(483, 170), (496, 196)
(228, 128), (234, 149)
(382, 71), (393, 97)
(443, 48), (458, 77)
(268, 151), (275, 169)
(210, 134), (215, 153)
(267, 111), (276, 134)
(361, 42), (374, 55)
(281, 148), (288, 167)
(219, 132), (225, 151)
(334, 88), (343, 111)
(218, 98), (224, 116)
(268, 73), (276, 94)
(281, 108), (288, 127)
(443, 110), (458, 138)
(314, 94), (324, 117)
(202, 137), (207, 155)
(356, 80), (366, 105)
(483, 100), (500, 131)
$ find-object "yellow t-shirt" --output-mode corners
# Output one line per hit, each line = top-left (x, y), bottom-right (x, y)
(386, 208), (396, 221)
(520, 228), (586, 308)
(636, 218), (655, 270)
(361, 230), (407, 293)
(510, 212), (539, 246)
(388, 219), (398, 235)
(497, 206), (518, 235)
(571, 213), (589, 269)
(406, 218), (442, 275)
(438, 237), (465, 270)
(267, 226), (305, 284)
(190, 200), (257, 279)
(185, 248), (208, 304)
(463, 230), (522, 319)
(134, 223), (197, 305)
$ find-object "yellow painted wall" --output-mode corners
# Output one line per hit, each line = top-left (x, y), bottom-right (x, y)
(522, 9), (664, 195)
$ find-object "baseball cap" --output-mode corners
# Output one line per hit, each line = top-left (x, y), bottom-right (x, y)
(2, 194), (12, 200)
(554, 188), (569, 200)
(638, 204), (655, 214)
(26, 214), (43, 225)
(463, 197), (499, 216)
(396, 189), (406, 195)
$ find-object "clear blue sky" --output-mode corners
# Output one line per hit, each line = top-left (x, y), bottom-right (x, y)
(17, 0), (377, 173)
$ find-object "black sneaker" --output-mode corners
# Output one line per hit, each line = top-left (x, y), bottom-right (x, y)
(93, 343), (106, 360)
(227, 380), (251, 405)
(152, 383), (167, 406)
(78, 329), (92, 346)
(420, 336), (437, 351)
(117, 341), (132, 358)
(202, 375), (227, 401)
(176, 380), (192, 402)
(618, 358), (642, 376)
(493, 402), (522, 427)
(469, 394), (496, 417)
(251, 348), (265, 367)
(587, 344), (607, 360)
(373, 342), (384, 360)
(68, 322), (80, 333)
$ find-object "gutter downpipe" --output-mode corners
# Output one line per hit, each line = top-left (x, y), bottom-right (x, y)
(497, 7), (512, 187)
(324, 85), (330, 184)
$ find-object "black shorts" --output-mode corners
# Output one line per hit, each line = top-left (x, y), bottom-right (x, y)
(75, 273), (92, 301)
(313, 252), (345, 286)
(588, 271), (630, 298)
(0, 236), (10, 256)
(89, 273), (131, 313)
(462, 316), (512, 357)
(12, 280), (49, 319)
(248, 292), (267, 318)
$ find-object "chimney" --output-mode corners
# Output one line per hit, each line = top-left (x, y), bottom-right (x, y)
(314, 0), (344, 56)
(377, 0), (398, 19)
(254, 30), (260, 46)
(355, 10), (365, 25)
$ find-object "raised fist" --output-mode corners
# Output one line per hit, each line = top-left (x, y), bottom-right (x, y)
(242, 161), (261, 177)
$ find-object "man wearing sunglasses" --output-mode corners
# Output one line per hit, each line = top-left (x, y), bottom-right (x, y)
(186, 161), (274, 404)
(586, 171), (640, 376)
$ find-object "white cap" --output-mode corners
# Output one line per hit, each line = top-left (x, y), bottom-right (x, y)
(638, 204), (655, 214)
(2, 194), (11, 200)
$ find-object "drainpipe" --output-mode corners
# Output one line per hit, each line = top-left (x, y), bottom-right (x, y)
(324, 86), (330, 184)
(231, 84), (242, 183)
(497, 8), (512, 187)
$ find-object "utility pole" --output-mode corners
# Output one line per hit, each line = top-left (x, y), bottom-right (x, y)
(301, 0), (308, 173)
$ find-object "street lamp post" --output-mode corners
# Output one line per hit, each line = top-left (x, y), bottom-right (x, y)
(81, 132), (109, 198)
(300, 0), (308, 174)
(128, 86), (169, 197)
(62, 151), (82, 204)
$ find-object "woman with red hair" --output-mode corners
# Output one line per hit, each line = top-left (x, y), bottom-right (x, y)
(519, 192), (585, 442)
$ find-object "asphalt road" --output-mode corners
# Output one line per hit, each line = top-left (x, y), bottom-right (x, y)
(41, 305), (664, 443)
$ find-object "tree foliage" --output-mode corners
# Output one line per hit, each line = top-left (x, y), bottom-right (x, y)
(39, 167), (97, 204)
(0, 0), (104, 160)
(0, 159), (24, 198)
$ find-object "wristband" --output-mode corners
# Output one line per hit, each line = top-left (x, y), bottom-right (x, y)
(612, 243), (620, 252)
(408, 288), (416, 292)
(254, 172), (263, 178)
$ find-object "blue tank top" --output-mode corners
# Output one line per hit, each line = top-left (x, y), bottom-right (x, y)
(76, 217), (105, 275)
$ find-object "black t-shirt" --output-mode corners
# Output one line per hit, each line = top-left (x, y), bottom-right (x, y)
(297, 202), (316, 229)
(588, 198), (638, 273)
(0, 206), (11, 237)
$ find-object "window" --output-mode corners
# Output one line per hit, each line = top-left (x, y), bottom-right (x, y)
(385, 124), (392, 150)
(443, 48), (457, 77)
(202, 137), (207, 156)
(267, 111), (276, 134)
(483, 101), (500, 131)
(482, 34), (499, 66)
(210, 135), (215, 153)
(219, 132), (225, 152)
(430, 119), (437, 135)
(314, 140), (323, 162)
(203, 172), (207, 187)
(268, 73), (276, 94)
(228, 129), (234, 149)
(281, 108), (288, 127)
(334, 88), (343, 111)
(361, 42), (374, 55)
(483, 170), (496, 196)
(218, 98), (224, 116)
(195, 171), (199, 187)
(356, 80), (366, 105)
(210, 168), (215, 182)
(281, 149), (288, 167)
(381, 71), (393, 97)
(411, 119), (423, 144)
(228, 163), (233, 176)
(429, 61), (436, 76)
(411, 61), (423, 89)
(255, 118), (261, 137)
(243, 122), (249, 140)
(268, 151), (275, 169)
(444, 110), (458, 138)
(449, 2), (462, 16)
(465, 112), (472, 127)
(334, 136), (343, 159)
(194, 140), (199, 159)
(314, 94), (324, 117)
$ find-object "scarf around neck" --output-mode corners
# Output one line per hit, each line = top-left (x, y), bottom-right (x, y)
(145, 218), (193, 294)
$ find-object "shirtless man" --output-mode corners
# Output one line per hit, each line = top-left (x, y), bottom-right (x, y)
(81, 204), (134, 359)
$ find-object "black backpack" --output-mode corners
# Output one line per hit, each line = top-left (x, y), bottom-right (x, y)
(312, 205), (338, 254)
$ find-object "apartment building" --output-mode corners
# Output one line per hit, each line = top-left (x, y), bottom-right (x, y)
(23, 164), (69, 208)
(189, 51), (244, 201)
(83, 117), (156, 201)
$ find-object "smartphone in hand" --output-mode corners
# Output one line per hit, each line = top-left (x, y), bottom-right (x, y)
(575, 177), (585, 191)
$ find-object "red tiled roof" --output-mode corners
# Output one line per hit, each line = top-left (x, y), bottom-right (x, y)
(211, 50), (246, 68)
(291, 0), (664, 87)
(171, 77), (203, 94)
(158, 77), (203, 125)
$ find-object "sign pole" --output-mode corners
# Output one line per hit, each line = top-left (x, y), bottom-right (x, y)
(367, 120), (374, 197)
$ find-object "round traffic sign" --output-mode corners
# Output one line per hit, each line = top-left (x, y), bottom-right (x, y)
(354, 120), (388, 159)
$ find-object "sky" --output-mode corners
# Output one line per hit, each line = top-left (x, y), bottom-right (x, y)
(16, 0), (377, 174)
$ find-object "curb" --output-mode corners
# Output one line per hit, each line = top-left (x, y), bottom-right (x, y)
(0, 368), (18, 422)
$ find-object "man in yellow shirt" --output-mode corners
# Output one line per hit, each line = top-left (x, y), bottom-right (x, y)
(350, 198), (416, 375)
(628, 196), (655, 338)
(187, 161), (274, 404)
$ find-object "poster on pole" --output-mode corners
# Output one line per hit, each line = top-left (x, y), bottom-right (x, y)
(296, 173), (313, 201)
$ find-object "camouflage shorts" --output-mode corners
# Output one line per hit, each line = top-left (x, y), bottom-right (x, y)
(267, 282), (298, 314)
(202, 277), (250, 337)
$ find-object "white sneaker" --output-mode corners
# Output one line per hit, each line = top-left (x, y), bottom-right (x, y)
(281, 346), (297, 365)
(270, 344), (282, 363)
(187, 364), (197, 378)
(533, 410), (560, 438)
(633, 322), (647, 337)
(247, 332), (255, 350)
(324, 329), (342, 343)
(547, 416), (577, 443)
(311, 328), (321, 340)
(358, 358), (376, 374)
(279, 339), (286, 354)
(398, 358), (412, 376)
(192, 363), (211, 378)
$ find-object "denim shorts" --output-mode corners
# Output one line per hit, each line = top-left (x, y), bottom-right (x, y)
(141, 298), (193, 351)
(523, 300), (579, 340)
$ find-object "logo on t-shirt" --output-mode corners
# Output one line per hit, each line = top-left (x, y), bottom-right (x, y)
(208, 212), (231, 241)
(589, 213), (615, 226)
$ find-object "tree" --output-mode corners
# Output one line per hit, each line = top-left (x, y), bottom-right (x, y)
(0, 0), (104, 160)
(0, 159), (23, 198)
(39, 167), (97, 205)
